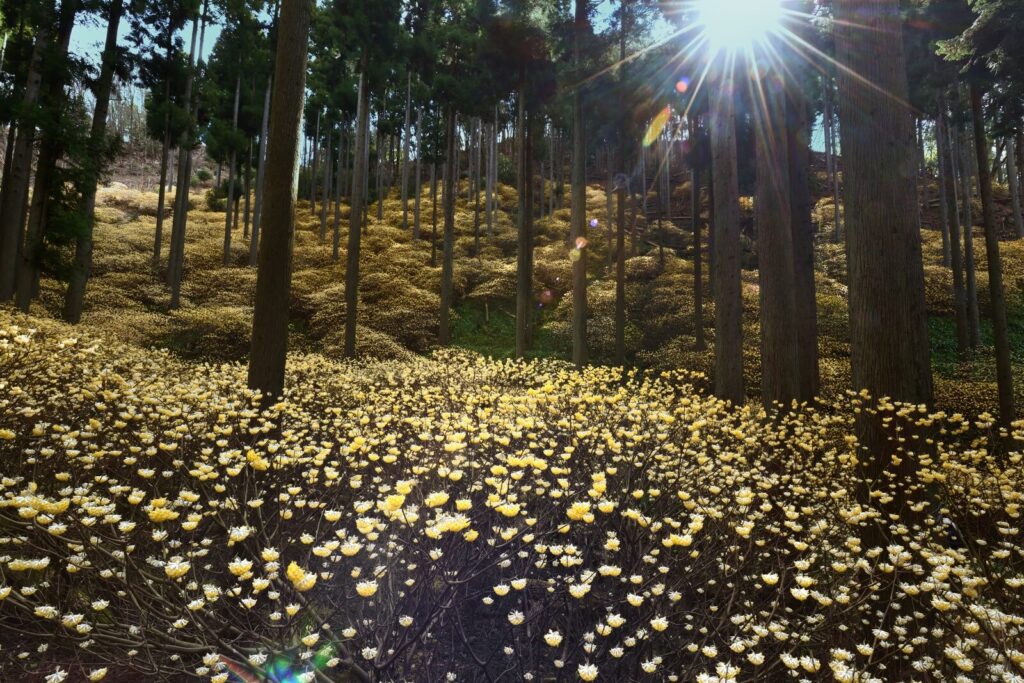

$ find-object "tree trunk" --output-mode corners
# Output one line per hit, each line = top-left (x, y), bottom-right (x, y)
(243, 139), (252, 238)
(1007, 134), (1024, 239)
(515, 88), (535, 359)
(319, 126), (331, 240)
(473, 118), (481, 255)
(250, 75), (271, 266)
(937, 101), (969, 356)
(16, 0), (79, 312)
(754, 72), (800, 408)
(958, 124), (982, 348)
(401, 73), (412, 230)
(788, 93), (819, 401)
(154, 83), (172, 266)
(571, 0), (588, 367)
(332, 126), (342, 261)
(709, 62), (744, 404)
(168, 0), (208, 309)
(413, 111), (422, 241)
(223, 73), (241, 266)
(63, 0), (125, 322)
(606, 147), (613, 270)
(439, 107), (457, 346)
(0, 21), (49, 301)
(430, 162), (438, 266)
(246, 0), (310, 400)
(310, 110), (320, 213)
(613, 8), (629, 364)
(691, 117), (706, 353)
(344, 65), (369, 358)
(969, 83), (1015, 426)
(834, 0), (933, 486)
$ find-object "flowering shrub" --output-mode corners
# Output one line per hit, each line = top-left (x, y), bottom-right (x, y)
(2, 313), (1024, 682)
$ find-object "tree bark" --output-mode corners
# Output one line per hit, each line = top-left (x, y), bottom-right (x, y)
(344, 65), (369, 358)
(969, 83), (1015, 426)
(250, 75), (271, 266)
(430, 161), (438, 267)
(223, 74), (241, 266)
(0, 20), (49, 301)
(788, 92), (819, 401)
(168, 0), (208, 309)
(691, 118), (706, 353)
(154, 83), (172, 266)
(310, 110), (319, 214)
(515, 87), (535, 359)
(332, 126), (342, 261)
(1006, 134), (1024, 239)
(834, 0), (933, 484)
(439, 107), (457, 346)
(957, 124), (982, 348)
(571, 0), (588, 367)
(319, 126), (331, 240)
(247, 0), (311, 400)
(16, 0), (79, 312)
(401, 73), (412, 230)
(709, 62), (744, 404)
(413, 110), (422, 241)
(63, 0), (125, 322)
(937, 102), (969, 356)
(755, 71), (800, 408)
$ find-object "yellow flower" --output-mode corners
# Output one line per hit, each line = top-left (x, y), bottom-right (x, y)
(356, 580), (378, 598)
(164, 560), (190, 579)
(287, 562), (317, 592)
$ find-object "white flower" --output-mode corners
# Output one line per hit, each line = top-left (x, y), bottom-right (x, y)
(508, 610), (525, 626)
(544, 630), (562, 647)
(578, 663), (598, 681)
(361, 647), (378, 661)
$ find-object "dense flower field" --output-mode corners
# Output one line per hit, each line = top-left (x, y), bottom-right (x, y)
(2, 312), (1023, 682)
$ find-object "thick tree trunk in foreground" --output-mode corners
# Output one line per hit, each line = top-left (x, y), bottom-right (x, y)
(969, 84), (1015, 426)
(439, 108), (457, 346)
(16, 0), (78, 312)
(344, 66), (369, 358)
(709, 63), (744, 404)
(246, 0), (311, 400)
(63, 0), (125, 322)
(834, 0), (933, 484)
(0, 22), (49, 301)
(755, 73), (800, 409)
(788, 94), (819, 401)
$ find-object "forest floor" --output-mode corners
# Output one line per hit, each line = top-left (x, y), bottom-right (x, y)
(3, 166), (1024, 682)
(21, 162), (1024, 417)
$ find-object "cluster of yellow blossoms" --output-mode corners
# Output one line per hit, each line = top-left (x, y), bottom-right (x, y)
(1, 313), (1024, 682)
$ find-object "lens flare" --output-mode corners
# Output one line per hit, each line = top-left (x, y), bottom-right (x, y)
(675, 77), (690, 94)
(695, 0), (785, 52)
(644, 106), (672, 147)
